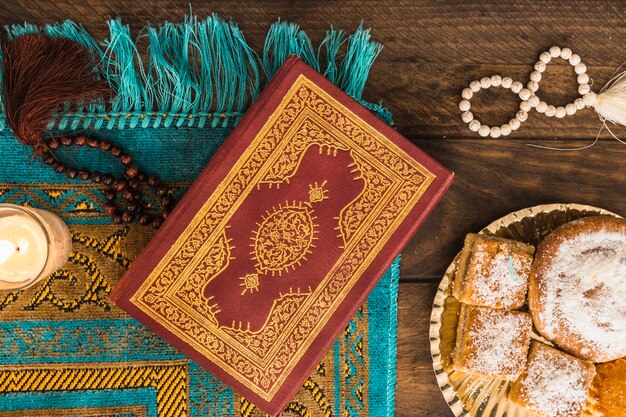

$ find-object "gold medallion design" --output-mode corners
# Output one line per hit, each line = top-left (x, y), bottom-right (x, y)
(253, 202), (316, 275)
(240, 181), (329, 295)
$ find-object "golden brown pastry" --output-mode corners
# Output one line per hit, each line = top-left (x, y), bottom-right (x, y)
(529, 216), (626, 362)
(509, 341), (596, 417)
(452, 304), (532, 381)
(583, 357), (626, 417)
(453, 233), (535, 309)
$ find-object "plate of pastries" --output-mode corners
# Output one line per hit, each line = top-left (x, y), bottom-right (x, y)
(430, 203), (626, 417)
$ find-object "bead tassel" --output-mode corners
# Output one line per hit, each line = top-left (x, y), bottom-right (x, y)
(586, 70), (626, 127)
(1, 33), (174, 227)
(1, 34), (109, 152)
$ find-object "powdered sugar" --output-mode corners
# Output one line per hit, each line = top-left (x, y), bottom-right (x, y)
(465, 306), (532, 380)
(537, 230), (626, 361)
(468, 240), (531, 308)
(519, 344), (593, 417)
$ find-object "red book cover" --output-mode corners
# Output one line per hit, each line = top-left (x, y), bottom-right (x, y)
(110, 56), (453, 415)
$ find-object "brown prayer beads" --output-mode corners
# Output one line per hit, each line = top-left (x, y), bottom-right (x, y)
(41, 135), (173, 228)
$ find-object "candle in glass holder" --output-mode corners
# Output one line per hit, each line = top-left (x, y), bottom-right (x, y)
(0, 204), (72, 291)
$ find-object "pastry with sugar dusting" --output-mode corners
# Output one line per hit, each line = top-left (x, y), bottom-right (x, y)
(583, 357), (626, 417)
(452, 304), (532, 381)
(453, 233), (535, 309)
(509, 341), (596, 417)
(529, 216), (626, 362)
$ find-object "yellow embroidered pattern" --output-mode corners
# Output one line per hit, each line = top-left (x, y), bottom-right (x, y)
(0, 224), (138, 316)
(0, 360), (189, 417)
(131, 74), (436, 400)
(0, 406), (148, 417)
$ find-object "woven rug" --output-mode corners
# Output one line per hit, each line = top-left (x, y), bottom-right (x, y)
(0, 16), (398, 417)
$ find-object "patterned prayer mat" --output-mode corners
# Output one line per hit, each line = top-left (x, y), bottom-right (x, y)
(0, 17), (398, 417)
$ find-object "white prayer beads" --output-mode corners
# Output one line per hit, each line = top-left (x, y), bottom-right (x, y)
(532, 47), (590, 119)
(459, 46), (593, 138)
(457, 73), (538, 138)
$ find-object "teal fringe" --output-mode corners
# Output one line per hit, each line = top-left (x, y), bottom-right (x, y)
(263, 20), (320, 76)
(0, 15), (386, 130)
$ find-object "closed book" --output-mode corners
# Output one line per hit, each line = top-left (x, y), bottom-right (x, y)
(110, 56), (453, 415)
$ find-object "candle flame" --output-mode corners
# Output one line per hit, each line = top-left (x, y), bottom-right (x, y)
(0, 240), (17, 266)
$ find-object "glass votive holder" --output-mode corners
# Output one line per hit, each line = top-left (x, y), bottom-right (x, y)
(0, 203), (72, 291)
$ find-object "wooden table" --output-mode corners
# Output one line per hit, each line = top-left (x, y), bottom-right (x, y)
(2, 1), (625, 415)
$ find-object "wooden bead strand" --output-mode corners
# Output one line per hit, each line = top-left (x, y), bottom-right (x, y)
(459, 46), (602, 137)
(42, 135), (174, 228)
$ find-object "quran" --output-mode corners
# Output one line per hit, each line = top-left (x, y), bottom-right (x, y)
(110, 56), (453, 415)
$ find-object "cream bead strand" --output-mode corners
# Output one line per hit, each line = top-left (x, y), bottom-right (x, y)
(459, 46), (597, 137)
(531, 46), (590, 118)
(459, 74), (527, 138)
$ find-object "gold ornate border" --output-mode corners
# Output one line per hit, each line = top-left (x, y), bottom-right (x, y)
(131, 75), (435, 400)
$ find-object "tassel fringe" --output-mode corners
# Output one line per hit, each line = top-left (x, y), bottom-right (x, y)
(0, 15), (386, 130)
(587, 69), (626, 127)
(263, 20), (320, 76)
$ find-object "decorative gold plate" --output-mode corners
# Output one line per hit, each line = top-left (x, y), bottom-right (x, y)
(429, 203), (621, 417)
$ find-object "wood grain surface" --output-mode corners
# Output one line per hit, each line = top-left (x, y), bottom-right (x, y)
(0, 1), (624, 416)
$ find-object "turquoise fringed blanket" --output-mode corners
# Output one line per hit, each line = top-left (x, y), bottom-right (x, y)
(0, 15), (398, 417)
